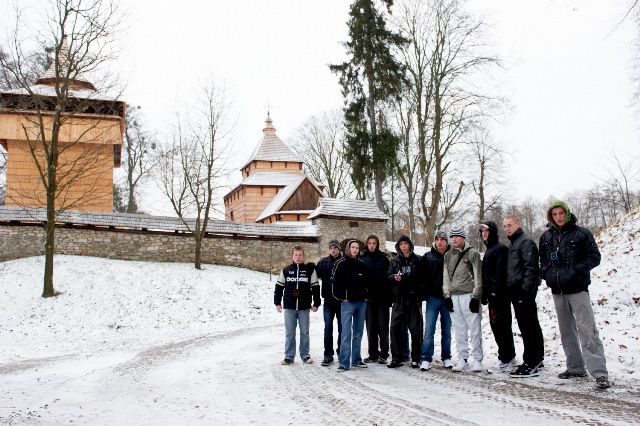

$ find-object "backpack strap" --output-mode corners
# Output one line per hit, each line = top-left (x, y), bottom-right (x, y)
(449, 251), (466, 280)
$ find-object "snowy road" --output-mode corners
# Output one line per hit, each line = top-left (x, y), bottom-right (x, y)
(3, 321), (640, 425)
(2, 254), (639, 425)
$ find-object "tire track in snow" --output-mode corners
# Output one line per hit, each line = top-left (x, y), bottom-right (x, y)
(398, 365), (640, 425)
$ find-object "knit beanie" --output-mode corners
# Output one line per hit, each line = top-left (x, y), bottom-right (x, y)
(434, 230), (447, 240)
(449, 228), (466, 239)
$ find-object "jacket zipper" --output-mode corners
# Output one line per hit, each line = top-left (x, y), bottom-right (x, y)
(555, 230), (563, 294)
(296, 264), (299, 310)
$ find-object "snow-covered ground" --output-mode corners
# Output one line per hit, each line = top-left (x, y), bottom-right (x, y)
(1, 207), (639, 424)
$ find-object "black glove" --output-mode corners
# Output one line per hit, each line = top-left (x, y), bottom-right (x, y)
(445, 297), (454, 313)
(518, 289), (537, 304)
(469, 297), (480, 313)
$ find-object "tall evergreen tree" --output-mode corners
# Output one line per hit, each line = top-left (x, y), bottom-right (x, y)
(330, 0), (407, 208)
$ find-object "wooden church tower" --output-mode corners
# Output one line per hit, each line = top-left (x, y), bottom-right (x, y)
(0, 38), (125, 212)
(224, 115), (323, 224)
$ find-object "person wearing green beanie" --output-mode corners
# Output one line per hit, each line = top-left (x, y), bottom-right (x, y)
(539, 200), (610, 389)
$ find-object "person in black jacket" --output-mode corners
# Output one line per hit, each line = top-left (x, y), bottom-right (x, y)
(539, 200), (609, 389)
(503, 215), (544, 378)
(274, 245), (320, 365)
(332, 239), (369, 372)
(387, 235), (424, 369)
(479, 221), (517, 374)
(419, 230), (453, 371)
(316, 239), (343, 366)
(360, 235), (391, 364)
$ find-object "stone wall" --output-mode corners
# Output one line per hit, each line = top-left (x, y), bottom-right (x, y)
(0, 224), (319, 274)
(0, 217), (388, 273)
(314, 217), (387, 248)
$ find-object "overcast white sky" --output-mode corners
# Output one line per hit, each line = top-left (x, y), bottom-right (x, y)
(2, 0), (639, 205)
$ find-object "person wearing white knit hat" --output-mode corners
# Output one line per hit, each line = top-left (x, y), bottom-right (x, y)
(443, 227), (484, 373)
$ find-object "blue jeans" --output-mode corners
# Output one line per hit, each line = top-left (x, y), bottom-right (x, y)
(323, 301), (342, 356)
(421, 297), (452, 362)
(284, 309), (310, 360)
(339, 300), (367, 369)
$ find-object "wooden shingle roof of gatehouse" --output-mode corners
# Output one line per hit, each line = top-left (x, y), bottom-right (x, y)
(307, 198), (388, 222)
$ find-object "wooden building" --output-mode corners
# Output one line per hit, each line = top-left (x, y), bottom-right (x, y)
(0, 39), (125, 212)
(224, 115), (323, 224)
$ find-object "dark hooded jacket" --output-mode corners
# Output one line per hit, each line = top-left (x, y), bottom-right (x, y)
(506, 227), (541, 297)
(539, 201), (601, 295)
(316, 253), (342, 300)
(360, 235), (392, 305)
(387, 235), (425, 301)
(481, 221), (509, 303)
(422, 244), (450, 299)
(331, 241), (369, 302)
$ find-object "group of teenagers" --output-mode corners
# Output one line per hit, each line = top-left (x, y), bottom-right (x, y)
(274, 200), (611, 389)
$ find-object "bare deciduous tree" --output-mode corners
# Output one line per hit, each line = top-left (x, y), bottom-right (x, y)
(291, 110), (353, 198)
(117, 105), (156, 213)
(0, 0), (123, 297)
(390, 97), (421, 239)
(157, 82), (231, 269)
(468, 125), (505, 223)
(394, 0), (500, 242)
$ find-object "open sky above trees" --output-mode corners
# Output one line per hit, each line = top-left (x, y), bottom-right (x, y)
(0, 0), (637, 206)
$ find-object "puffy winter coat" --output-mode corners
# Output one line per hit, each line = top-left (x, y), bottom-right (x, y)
(274, 262), (321, 310)
(361, 247), (392, 305)
(422, 245), (450, 299)
(442, 242), (483, 299)
(387, 235), (425, 301)
(481, 221), (508, 302)
(331, 255), (369, 302)
(506, 228), (540, 297)
(316, 254), (342, 299)
(539, 213), (601, 295)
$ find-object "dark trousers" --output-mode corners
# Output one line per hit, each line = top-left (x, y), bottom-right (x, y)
(323, 300), (342, 357)
(489, 296), (516, 363)
(511, 296), (544, 367)
(390, 298), (423, 363)
(365, 300), (390, 359)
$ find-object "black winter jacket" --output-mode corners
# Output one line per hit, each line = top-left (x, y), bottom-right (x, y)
(481, 221), (509, 302)
(387, 236), (425, 301)
(316, 254), (342, 299)
(506, 228), (541, 297)
(331, 255), (369, 302)
(539, 214), (601, 295)
(361, 248), (391, 305)
(274, 262), (321, 310)
(422, 245), (449, 299)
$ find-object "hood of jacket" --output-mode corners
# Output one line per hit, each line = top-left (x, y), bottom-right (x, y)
(547, 200), (573, 227)
(395, 235), (414, 257)
(481, 220), (500, 247)
(365, 235), (383, 254)
(343, 239), (361, 259)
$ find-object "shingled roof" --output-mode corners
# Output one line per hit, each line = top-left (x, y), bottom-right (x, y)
(240, 115), (302, 170)
(0, 206), (319, 238)
(307, 198), (388, 222)
(255, 175), (323, 222)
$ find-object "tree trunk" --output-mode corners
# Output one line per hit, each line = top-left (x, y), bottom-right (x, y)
(42, 164), (57, 298)
(42, 214), (56, 297)
(125, 180), (137, 213)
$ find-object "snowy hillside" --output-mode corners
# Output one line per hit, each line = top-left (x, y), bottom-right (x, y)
(1, 207), (640, 424)
(0, 258), (279, 362)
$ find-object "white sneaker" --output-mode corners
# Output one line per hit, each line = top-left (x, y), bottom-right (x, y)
(443, 359), (454, 369)
(452, 359), (469, 372)
(471, 360), (483, 372)
(488, 358), (517, 374)
(420, 361), (432, 371)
